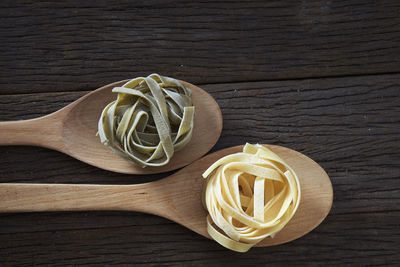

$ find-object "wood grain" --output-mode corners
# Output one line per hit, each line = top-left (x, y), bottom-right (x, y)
(0, 73), (399, 265)
(0, 145), (333, 248)
(0, 80), (223, 174)
(0, 211), (398, 265)
(0, 0), (399, 94)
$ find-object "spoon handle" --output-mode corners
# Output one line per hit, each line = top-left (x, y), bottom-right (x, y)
(0, 183), (160, 214)
(0, 116), (62, 149)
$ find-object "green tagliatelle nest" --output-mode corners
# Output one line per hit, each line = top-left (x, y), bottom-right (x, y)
(98, 74), (195, 167)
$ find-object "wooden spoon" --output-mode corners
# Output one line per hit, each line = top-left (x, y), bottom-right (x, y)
(0, 80), (222, 174)
(0, 145), (333, 247)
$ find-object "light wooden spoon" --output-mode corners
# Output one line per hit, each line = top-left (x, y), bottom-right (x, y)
(0, 80), (222, 174)
(0, 145), (333, 247)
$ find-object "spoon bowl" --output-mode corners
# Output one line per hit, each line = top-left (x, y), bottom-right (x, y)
(0, 80), (222, 174)
(0, 145), (333, 247)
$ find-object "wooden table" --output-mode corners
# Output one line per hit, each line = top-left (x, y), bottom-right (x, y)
(0, 1), (399, 266)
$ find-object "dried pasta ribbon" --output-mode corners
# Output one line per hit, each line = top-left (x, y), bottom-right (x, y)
(98, 74), (195, 167)
(202, 144), (301, 252)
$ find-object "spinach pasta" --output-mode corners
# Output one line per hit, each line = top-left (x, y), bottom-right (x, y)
(98, 74), (195, 167)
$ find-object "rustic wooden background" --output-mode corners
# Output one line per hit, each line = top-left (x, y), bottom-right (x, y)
(0, 0), (399, 266)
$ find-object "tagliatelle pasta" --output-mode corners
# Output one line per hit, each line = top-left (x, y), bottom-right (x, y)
(98, 74), (194, 167)
(202, 143), (301, 252)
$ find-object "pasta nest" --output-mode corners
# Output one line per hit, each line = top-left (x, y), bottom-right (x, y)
(202, 143), (301, 252)
(98, 74), (195, 167)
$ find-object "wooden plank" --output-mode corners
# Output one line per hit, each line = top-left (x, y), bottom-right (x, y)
(0, 1), (399, 94)
(0, 211), (398, 265)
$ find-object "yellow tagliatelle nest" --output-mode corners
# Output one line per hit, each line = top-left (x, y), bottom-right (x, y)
(98, 74), (194, 167)
(202, 143), (301, 252)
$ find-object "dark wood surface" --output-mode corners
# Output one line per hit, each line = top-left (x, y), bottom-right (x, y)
(0, 1), (399, 266)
